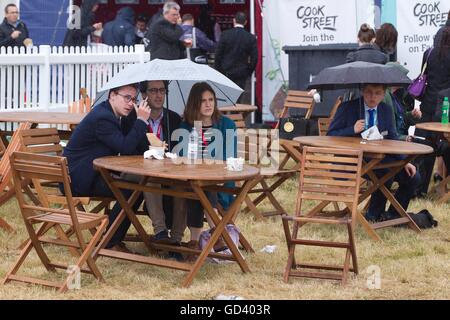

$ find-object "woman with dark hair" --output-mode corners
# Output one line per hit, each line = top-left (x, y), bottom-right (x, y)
(63, 0), (102, 47)
(375, 23), (398, 62)
(346, 23), (388, 64)
(178, 82), (236, 249)
(415, 26), (450, 196)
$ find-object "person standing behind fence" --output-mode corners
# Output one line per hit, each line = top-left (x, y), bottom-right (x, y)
(346, 23), (388, 64)
(148, 1), (188, 60)
(0, 3), (31, 48)
(215, 11), (258, 104)
(180, 14), (215, 56)
(102, 7), (136, 47)
(63, 0), (102, 47)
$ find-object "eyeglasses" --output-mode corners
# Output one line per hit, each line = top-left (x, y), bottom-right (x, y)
(8, 11), (19, 14)
(116, 92), (137, 103)
(146, 88), (167, 95)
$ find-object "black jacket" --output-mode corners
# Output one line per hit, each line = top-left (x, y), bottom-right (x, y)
(63, 0), (98, 47)
(0, 18), (29, 47)
(215, 26), (258, 81)
(121, 107), (182, 153)
(148, 17), (184, 60)
(101, 7), (135, 47)
(346, 44), (388, 64)
(433, 19), (450, 47)
(420, 46), (450, 117)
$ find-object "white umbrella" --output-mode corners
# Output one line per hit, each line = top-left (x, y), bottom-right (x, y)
(95, 58), (243, 114)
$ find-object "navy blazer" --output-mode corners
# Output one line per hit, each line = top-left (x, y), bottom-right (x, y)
(63, 100), (148, 195)
(327, 97), (399, 140)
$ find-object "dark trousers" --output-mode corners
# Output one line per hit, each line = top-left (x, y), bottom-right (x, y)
(90, 176), (142, 248)
(415, 112), (437, 195)
(187, 192), (218, 228)
(366, 167), (421, 221)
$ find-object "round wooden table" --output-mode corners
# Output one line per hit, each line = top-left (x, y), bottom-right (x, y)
(93, 156), (259, 287)
(0, 111), (85, 125)
(293, 136), (433, 241)
(415, 122), (450, 203)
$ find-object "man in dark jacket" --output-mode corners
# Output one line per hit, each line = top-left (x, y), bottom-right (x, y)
(102, 7), (136, 47)
(328, 84), (420, 222)
(63, 0), (102, 47)
(0, 3), (30, 47)
(214, 11), (258, 104)
(63, 84), (151, 252)
(148, 1), (187, 60)
(122, 80), (185, 245)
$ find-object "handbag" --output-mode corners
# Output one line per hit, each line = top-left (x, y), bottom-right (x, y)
(407, 48), (433, 100)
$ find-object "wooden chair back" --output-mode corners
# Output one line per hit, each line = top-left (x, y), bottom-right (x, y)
(237, 128), (282, 169)
(69, 88), (91, 114)
(19, 128), (63, 156)
(329, 96), (343, 119)
(298, 146), (363, 219)
(279, 90), (315, 121)
(317, 118), (332, 136)
(6, 151), (107, 293)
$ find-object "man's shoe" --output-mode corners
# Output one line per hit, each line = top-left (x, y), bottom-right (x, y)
(167, 251), (184, 262)
(109, 242), (132, 254)
(151, 230), (171, 244)
(381, 211), (401, 221)
(365, 212), (381, 223)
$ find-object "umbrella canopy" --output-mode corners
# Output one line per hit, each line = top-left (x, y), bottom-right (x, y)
(307, 61), (412, 90)
(97, 58), (243, 114)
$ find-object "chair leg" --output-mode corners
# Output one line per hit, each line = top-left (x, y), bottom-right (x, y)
(347, 222), (359, 275)
(0, 217), (14, 232)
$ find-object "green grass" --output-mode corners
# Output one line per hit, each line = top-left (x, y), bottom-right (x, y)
(0, 177), (449, 300)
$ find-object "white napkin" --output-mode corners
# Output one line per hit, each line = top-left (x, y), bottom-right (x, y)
(361, 126), (384, 141)
(165, 152), (177, 159)
(143, 149), (164, 160)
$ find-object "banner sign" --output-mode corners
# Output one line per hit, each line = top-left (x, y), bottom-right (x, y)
(396, 0), (447, 79)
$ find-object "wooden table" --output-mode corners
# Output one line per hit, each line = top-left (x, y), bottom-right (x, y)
(219, 104), (257, 128)
(292, 136), (433, 241)
(93, 156), (259, 287)
(415, 122), (450, 203)
(0, 111), (85, 126)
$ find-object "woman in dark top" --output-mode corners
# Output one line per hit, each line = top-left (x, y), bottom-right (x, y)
(63, 0), (102, 47)
(346, 23), (388, 64)
(375, 23), (398, 62)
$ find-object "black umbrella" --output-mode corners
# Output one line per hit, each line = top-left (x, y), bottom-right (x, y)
(307, 61), (412, 90)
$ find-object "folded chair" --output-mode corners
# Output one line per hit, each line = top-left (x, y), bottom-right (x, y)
(282, 146), (363, 285)
(0, 122), (32, 232)
(3, 152), (108, 293)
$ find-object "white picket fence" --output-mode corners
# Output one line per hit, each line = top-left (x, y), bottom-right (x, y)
(0, 44), (150, 131)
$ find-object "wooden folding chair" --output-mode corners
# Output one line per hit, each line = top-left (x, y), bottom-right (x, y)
(3, 152), (108, 293)
(239, 128), (298, 219)
(282, 146), (363, 285)
(0, 122), (32, 232)
(19, 127), (113, 214)
(317, 96), (343, 137)
(275, 90), (315, 129)
(68, 88), (91, 114)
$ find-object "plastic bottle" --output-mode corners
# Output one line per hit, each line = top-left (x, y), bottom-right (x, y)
(187, 127), (199, 160)
(442, 97), (449, 124)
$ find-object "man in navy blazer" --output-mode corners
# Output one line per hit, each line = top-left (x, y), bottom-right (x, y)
(63, 84), (151, 252)
(328, 84), (421, 222)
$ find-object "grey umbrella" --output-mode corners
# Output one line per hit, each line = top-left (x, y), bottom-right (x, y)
(307, 61), (412, 90)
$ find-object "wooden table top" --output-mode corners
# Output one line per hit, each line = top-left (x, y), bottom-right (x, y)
(415, 122), (450, 134)
(294, 136), (433, 155)
(219, 104), (258, 113)
(94, 156), (259, 181)
(0, 111), (85, 125)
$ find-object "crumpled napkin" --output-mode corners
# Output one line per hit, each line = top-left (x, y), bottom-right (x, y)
(361, 126), (384, 141)
(143, 150), (177, 160)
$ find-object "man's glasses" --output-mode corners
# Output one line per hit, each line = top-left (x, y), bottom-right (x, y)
(116, 92), (137, 103)
(147, 88), (167, 95)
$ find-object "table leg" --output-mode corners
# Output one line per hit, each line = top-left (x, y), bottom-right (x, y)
(182, 179), (255, 288)
(93, 168), (153, 258)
